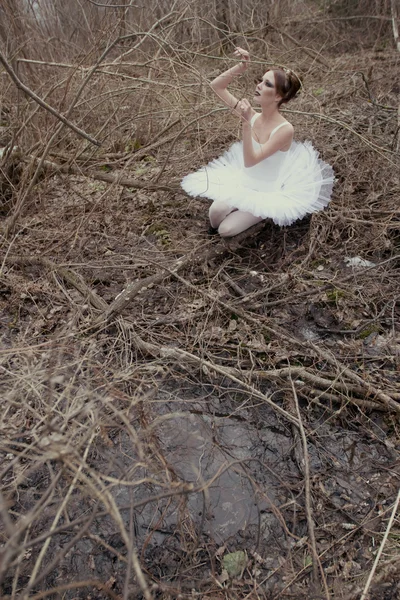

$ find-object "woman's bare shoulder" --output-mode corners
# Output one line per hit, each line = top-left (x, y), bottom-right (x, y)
(277, 119), (294, 134)
(280, 117), (293, 127)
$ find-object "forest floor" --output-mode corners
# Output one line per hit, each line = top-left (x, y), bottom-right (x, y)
(1, 40), (400, 600)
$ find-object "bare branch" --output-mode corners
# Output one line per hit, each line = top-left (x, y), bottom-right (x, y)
(360, 488), (400, 600)
(290, 376), (325, 589)
(391, 0), (400, 51)
(85, 0), (141, 6)
(0, 50), (100, 146)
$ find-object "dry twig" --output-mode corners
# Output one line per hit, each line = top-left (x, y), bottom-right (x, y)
(360, 488), (400, 600)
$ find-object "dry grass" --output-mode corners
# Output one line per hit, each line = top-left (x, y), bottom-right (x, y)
(1, 1), (400, 598)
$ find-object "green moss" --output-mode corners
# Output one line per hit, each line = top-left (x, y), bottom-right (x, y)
(325, 288), (346, 304)
(154, 229), (171, 245)
(222, 551), (247, 578)
(147, 222), (167, 234)
(358, 325), (380, 340)
(89, 181), (106, 192)
(309, 258), (326, 268)
(133, 166), (148, 177)
(125, 139), (142, 152)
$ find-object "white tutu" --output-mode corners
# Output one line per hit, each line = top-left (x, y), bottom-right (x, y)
(181, 119), (335, 227)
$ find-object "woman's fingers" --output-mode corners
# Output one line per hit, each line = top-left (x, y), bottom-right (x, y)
(234, 46), (250, 60)
(237, 98), (252, 121)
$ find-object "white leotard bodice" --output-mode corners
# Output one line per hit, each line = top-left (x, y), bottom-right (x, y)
(245, 114), (292, 183)
(250, 113), (291, 144)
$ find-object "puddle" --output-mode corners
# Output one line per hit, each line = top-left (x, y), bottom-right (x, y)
(105, 386), (399, 554)
(107, 394), (294, 546)
(158, 413), (265, 541)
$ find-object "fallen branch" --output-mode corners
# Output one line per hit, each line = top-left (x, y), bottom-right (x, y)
(254, 367), (387, 409)
(307, 389), (384, 412)
(93, 221), (266, 325)
(11, 253), (389, 413)
(5, 256), (109, 312)
(121, 323), (301, 428)
(163, 268), (400, 414)
(30, 156), (179, 191)
(94, 251), (198, 326)
(308, 342), (400, 414)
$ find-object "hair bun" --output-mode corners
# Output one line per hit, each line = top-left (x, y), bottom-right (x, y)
(272, 67), (302, 107)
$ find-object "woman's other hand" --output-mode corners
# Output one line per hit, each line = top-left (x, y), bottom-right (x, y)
(237, 98), (252, 123)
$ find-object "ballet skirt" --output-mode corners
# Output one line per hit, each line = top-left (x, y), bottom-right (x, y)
(181, 114), (334, 226)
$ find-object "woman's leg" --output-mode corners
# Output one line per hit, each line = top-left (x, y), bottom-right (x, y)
(218, 210), (263, 238)
(209, 201), (234, 228)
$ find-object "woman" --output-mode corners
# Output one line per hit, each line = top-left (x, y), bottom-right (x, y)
(181, 47), (335, 238)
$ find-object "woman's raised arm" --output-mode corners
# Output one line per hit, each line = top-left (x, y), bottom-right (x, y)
(210, 47), (249, 112)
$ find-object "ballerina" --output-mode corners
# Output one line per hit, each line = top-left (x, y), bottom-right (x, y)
(181, 47), (335, 238)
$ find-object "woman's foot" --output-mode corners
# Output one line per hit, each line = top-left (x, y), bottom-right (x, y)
(207, 225), (219, 236)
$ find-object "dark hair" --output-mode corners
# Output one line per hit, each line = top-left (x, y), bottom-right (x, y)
(272, 69), (301, 107)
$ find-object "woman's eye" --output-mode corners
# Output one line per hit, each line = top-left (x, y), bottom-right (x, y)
(254, 77), (262, 84)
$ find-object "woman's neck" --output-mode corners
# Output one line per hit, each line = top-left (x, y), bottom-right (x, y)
(259, 105), (281, 123)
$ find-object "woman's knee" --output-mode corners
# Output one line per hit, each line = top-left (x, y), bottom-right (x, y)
(209, 200), (230, 218)
(209, 201), (231, 227)
(218, 220), (236, 237)
(218, 212), (263, 237)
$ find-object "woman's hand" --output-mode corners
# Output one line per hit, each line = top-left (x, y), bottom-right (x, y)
(237, 98), (252, 124)
(233, 47), (250, 73)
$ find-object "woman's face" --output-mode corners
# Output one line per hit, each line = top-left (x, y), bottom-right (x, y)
(253, 70), (281, 106)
